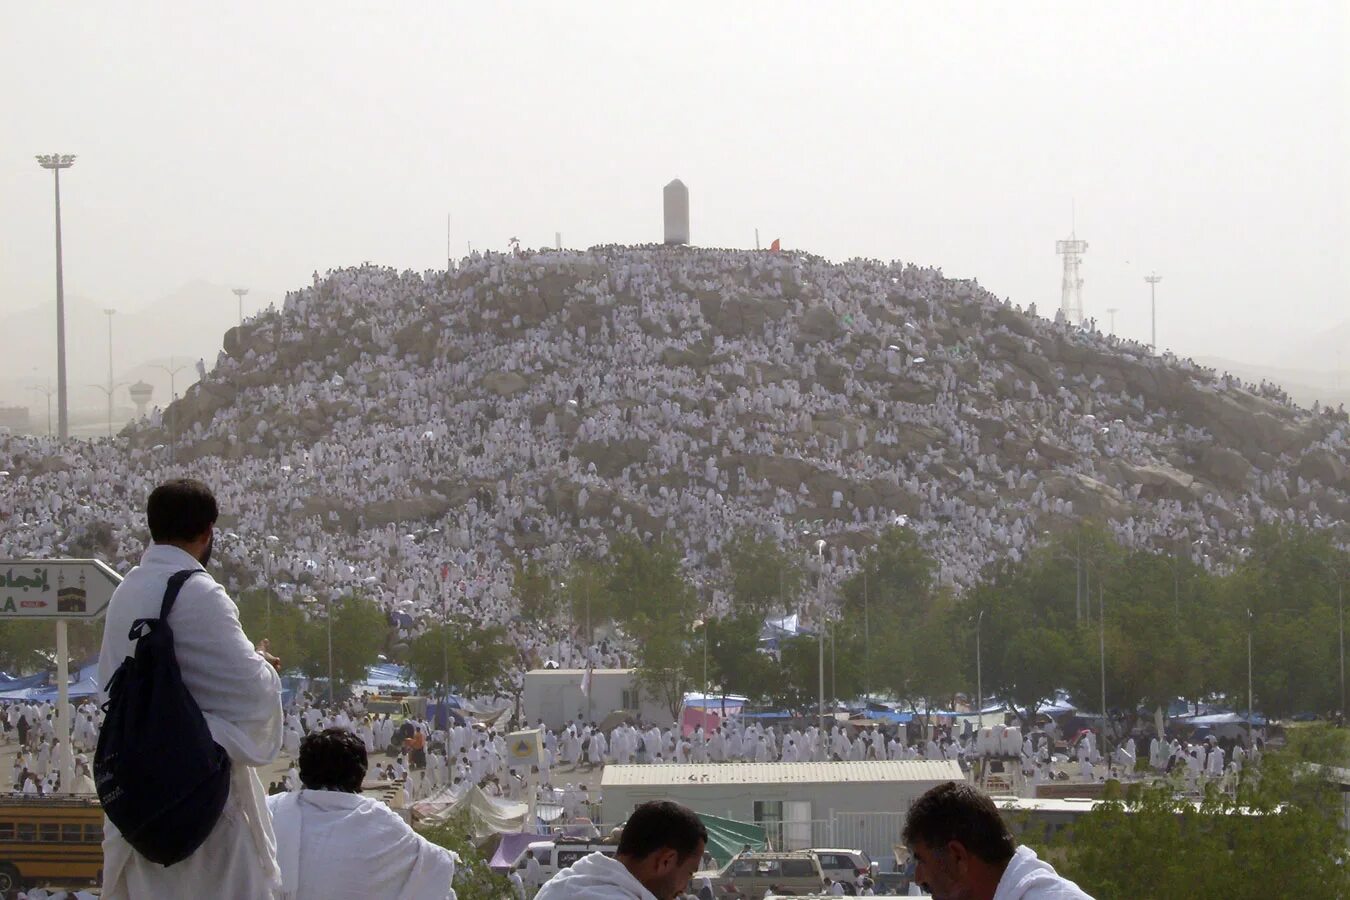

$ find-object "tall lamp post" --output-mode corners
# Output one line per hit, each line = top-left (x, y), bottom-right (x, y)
(976, 610), (985, 732)
(1309, 558), (1345, 723)
(1099, 583), (1108, 754)
(36, 153), (76, 440)
(29, 382), (54, 436)
(152, 358), (189, 462)
(232, 287), (249, 328)
(1145, 273), (1162, 352)
(103, 309), (116, 435)
(1246, 608), (1254, 748)
(815, 539), (827, 757)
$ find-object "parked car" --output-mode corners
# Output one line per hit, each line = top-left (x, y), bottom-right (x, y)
(508, 838), (617, 881)
(809, 848), (875, 891)
(694, 851), (826, 898)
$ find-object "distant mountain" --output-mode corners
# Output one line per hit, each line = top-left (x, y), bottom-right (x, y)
(0, 280), (279, 416)
(1197, 356), (1350, 411)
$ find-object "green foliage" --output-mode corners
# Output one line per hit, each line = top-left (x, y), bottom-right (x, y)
(840, 526), (935, 619)
(293, 594), (389, 694)
(0, 619), (102, 674)
(406, 620), (514, 697)
(513, 560), (557, 622)
(722, 531), (803, 620)
(236, 588), (307, 670)
(1047, 737), (1350, 899)
(416, 815), (512, 900)
(605, 535), (698, 629)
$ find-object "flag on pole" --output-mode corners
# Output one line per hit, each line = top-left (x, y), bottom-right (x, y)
(580, 662), (594, 698)
(770, 239), (781, 253)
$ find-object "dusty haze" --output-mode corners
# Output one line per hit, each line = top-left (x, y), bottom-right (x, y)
(2, 2), (1346, 423)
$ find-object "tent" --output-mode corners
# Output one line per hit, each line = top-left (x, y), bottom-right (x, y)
(697, 814), (767, 866)
(411, 785), (530, 838)
(488, 832), (540, 872)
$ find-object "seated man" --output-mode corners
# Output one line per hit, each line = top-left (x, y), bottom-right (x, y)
(903, 781), (1092, 899)
(536, 800), (707, 900)
(268, 728), (458, 899)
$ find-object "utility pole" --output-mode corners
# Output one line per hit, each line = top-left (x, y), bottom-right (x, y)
(1145, 273), (1162, 351)
(153, 358), (188, 462)
(36, 154), (76, 440)
(863, 568), (870, 706)
(104, 309), (116, 436)
(976, 610), (985, 733)
(1247, 608), (1254, 748)
(1099, 583), (1108, 754)
(232, 288), (249, 328)
(1105, 307), (1119, 335)
(30, 382), (55, 436)
(816, 540), (827, 758)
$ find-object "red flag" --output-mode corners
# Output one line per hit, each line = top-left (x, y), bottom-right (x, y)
(770, 239), (781, 253)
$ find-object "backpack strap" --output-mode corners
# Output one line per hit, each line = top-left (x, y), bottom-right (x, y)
(158, 569), (204, 622)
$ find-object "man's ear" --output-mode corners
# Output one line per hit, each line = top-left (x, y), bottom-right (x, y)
(945, 840), (971, 872)
(653, 847), (679, 875)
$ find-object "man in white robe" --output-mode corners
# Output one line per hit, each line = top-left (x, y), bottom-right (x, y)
(97, 480), (283, 899)
(268, 727), (457, 899)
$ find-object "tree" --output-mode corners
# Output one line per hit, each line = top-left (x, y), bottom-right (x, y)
(1041, 730), (1350, 898)
(0, 619), (101, 674)
(722, 531), (803, 620)
(1213, 525), (1347, 719)
(295, 594), (388, 695)
(839, 526), (936, 620)
(633, 616), (695, 721)
(559, 557), (610, 639)
(405, 620), (512, 698)
(512, 560), (556, 622)
(236, 588), (306, 671)
(605, 536), (697, 629)
(416, 815), (512, 900)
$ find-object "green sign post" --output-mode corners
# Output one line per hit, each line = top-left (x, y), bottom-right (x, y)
(0, 559), (120, 795)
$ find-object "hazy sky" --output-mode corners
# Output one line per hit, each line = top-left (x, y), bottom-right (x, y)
(3, 2), (1346, 369)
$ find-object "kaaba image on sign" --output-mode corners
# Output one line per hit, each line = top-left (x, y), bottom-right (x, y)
(58, 586), (87, 613)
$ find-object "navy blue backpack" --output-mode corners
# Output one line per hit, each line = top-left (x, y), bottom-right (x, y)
(94, 569), (232, 866)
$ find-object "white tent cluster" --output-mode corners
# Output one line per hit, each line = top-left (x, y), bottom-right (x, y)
(1, 245), (1347, 689)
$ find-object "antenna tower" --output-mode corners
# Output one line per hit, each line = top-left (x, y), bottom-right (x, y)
(1056, 232), (1088, 326)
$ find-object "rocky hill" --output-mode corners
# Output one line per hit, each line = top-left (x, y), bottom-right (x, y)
(104, 244), (1348, 606)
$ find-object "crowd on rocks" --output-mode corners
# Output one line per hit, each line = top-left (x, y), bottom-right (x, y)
(2, 246), (1347, 695)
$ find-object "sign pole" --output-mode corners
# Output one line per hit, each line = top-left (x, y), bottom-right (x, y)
(56, 618), (74, 795)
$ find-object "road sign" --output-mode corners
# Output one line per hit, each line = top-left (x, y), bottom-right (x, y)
(0, 559), (121, 620)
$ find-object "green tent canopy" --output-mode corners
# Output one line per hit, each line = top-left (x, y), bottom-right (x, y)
(696, 813), (768, 866)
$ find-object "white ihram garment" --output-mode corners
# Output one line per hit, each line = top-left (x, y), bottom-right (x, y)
(268, 789), (457, 899)
(97, 544), (283, 899)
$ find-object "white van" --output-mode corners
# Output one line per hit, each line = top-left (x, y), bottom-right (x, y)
(510, 838), (618, 881)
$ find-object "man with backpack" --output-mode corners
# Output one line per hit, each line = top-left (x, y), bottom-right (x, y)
(97, 479), (283, 899)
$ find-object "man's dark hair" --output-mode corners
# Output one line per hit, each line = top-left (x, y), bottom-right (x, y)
(147, 479), (218, 543)
(618, 800), (708, 862)
(902, 781), (1016, 865)
(298, 728), (368, 793)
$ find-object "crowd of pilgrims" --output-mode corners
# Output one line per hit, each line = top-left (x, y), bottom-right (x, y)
(1, 246), (1347, 697)
(259, 694), (1265, 813)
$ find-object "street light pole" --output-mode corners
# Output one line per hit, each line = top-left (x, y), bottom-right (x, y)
(976, 610), (984, 733)
(152, 359), (188, 462)
(1247, 609), (1254, 748)
(103, 309), (116, 436)
(36, 154), (76, 440)
(816, 540), (827, 758)
(30, 382), (54, 436)
(327, 594), (335, 706)
(1099, 583), (1108, 754)
(863, 568), (870, 706)
(232, 287), (249, 328)
(1145, 273), (1162, 352)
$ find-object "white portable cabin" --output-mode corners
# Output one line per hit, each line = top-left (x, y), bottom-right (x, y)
(520, 668), (674, 731)
(601, 760), (962, 865)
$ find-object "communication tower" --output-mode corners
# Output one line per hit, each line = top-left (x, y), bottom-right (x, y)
(1056, 232), (1088, 326)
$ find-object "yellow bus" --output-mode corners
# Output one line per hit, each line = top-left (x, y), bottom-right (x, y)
(0, 796), (103, 893)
